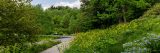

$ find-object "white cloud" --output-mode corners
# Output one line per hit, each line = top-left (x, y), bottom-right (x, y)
(54, 0), (81, 8)
(43, 5), (51, 10)
(31, 0), (81, 10)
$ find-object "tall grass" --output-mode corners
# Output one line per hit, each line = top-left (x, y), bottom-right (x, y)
(0, 35), (60, 53)
(0, 41), (60, 53)
(64, 3), (160, 53)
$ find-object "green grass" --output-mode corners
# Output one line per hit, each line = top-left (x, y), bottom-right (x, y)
(0, 41), (60, 53)
(0, 35), (61, 53)
(37, 35), (60, 41)
(64, 3), (160, 53)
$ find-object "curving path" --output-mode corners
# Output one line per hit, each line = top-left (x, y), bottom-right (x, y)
(41, 36), (74, 53)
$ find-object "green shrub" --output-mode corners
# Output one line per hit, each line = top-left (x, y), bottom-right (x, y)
(0, 0), (41, 45)
(68, 15), (94, 33)
(37, 35), (60, 41)
(0, 40), (60, 53)
(122, 34), (160, 53)
(141, 3), (160, 18)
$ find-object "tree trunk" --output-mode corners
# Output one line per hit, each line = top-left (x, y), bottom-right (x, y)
(122, 5), (127, 23)
(118, 17), (123, 23)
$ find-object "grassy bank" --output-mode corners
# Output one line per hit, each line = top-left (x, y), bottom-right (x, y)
(65, 3), (160, 53)
(0, 35), (60, 53)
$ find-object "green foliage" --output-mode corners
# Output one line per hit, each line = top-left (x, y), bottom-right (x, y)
(1, 0), (160, 53)
(141, 3), (160, 18)
(32, 5), (54, 35)
(122, 34), (160, 53)
(0, 36), (60, 53)
(80, 0), (160, 29)
(37, 35), (60, 41)
(0, 0), (41, 45)
(43, 7), (80, 34)
(64, 3), (160, 53)
(0, 41), (60, 53)
(68, 13), (95, 33)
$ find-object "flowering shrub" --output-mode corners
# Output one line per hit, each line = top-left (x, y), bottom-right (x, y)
(122, 33), (160, 53)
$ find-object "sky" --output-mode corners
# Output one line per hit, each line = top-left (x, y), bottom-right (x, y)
(31, 0), (81, 9)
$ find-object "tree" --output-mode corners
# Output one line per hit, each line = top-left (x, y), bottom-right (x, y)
(80, 0), (160, 28)
(0, 0), (41, 45)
